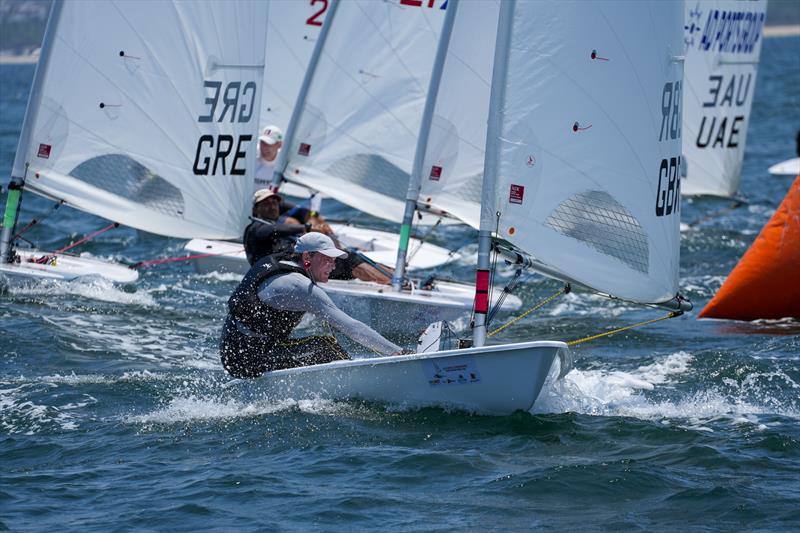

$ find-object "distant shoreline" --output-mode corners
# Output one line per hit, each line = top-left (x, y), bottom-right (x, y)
(0, 25), (797, 65)
(763, 24), (800, 37)
(0, 54), (39, 64)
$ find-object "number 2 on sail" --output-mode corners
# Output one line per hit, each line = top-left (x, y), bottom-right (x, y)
(306, 0), (327, 27)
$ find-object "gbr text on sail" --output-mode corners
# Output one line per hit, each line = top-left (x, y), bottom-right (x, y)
(656, 81), (682, 217)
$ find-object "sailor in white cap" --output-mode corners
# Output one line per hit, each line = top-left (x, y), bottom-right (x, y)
(253, 124), (284, 191)
(220, 232), (404, 378)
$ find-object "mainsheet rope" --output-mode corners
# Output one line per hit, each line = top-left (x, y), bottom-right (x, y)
(487, 285), (569, 338)
(565, 311), (683, 346)
(484, 283), (683, 346)
(52, 222), (119, 255)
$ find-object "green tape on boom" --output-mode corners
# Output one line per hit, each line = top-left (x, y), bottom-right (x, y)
(2, 188), (21, 229)
(398, 224), (411, 252)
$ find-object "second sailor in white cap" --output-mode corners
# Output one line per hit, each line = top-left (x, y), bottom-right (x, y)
(253, 124), (284, 191)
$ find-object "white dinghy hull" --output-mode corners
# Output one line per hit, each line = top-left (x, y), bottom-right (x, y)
(185, 223), (454, 274)
(0, 248), (138, 284)
(249, 341), (568, 415)
(768, 157), (800, 177)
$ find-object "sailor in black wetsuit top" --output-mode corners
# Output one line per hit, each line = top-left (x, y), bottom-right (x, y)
(243, 188), (327, 264)
(220, 232), (403, 378)
(244, 188), (393, 283)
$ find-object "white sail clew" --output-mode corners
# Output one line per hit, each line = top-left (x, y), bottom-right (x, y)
(483, 0), (683, 304)
(261, 0), (327, 137)
(282, 0), (446, 223)
(12, 1), (268, 240)
(415, 0), (499, 230)
(681, 0), (767, 197)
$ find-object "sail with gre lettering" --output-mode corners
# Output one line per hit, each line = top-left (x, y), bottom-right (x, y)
(12, 0), (267, 239)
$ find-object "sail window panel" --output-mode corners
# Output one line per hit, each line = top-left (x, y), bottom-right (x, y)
(70, 154), (185, 218)
(324, 154), (409, 202)
(546, 190), (649, 274)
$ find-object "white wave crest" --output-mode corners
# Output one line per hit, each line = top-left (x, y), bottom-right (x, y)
(128, 395), (341, 425)
(0, 383), (91, 434)
(188, 271), (244, 282)
(8, 278), (155, 306)
(534, 352), (800, 429)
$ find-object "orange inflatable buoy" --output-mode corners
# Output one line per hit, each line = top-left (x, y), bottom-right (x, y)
(699, 177), (800, 321)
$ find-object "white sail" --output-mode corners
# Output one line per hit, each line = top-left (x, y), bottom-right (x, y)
(282, 0), (446, 223)
(12, 0), (268, 240)
(261, 0), (327, 137)
(484, 0), (684, 304)
(681, 0), (767, 197)
(415, 0), (499, 230)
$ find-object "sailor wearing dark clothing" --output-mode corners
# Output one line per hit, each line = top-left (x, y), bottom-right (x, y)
(244, 188), (392, 283)
(220, 232), (402, 379)
(243, 188), (319, 264)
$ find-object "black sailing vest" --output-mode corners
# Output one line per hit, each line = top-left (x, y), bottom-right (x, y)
(227, 254), (309, 344)
(243, 219), (296, 266)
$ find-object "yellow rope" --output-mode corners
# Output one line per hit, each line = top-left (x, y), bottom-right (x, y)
(487, 287), (567, 338)
(566, 311), (682, 346)
(482, 280), (682, 346)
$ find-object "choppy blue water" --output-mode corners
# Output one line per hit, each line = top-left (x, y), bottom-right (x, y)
(2, 36), (799, 531)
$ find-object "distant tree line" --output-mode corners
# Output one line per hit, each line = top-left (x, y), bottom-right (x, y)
(0, 19), (45, 51)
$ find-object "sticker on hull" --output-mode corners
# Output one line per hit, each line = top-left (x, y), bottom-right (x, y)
(422, 355), (480, 387)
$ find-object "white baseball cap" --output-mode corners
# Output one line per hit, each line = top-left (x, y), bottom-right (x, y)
(259, 125), (284, 145)
(294, 232), (348, 259)
(253, 188), (282, 204)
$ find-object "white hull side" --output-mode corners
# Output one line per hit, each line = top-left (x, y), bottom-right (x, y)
(243, 341), (568, 415)
(768, 157), (800, 176)
(0, 248), (138, 284)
